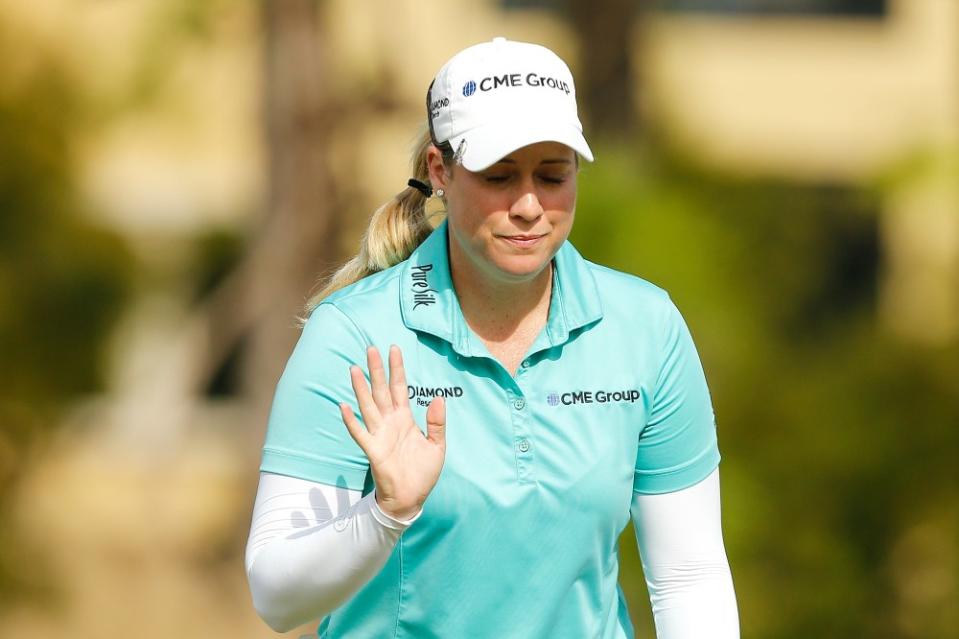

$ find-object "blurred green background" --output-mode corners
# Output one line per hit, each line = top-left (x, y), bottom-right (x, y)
(1, 1), (956, 638)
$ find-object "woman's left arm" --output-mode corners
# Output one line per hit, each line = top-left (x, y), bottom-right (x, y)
(630, 466), (740, 639)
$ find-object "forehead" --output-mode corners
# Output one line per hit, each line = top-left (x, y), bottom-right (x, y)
(489, 141), (576, 166)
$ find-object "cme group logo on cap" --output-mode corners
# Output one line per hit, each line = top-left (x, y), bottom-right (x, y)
(462, 80), (477, 97)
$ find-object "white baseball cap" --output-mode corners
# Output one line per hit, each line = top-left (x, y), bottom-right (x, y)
(427, 37), (594, 172)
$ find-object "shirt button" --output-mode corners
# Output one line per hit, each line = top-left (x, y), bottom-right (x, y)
(512, 398), (526, 410)
(520, 359), (530, 369)
(517, 439), (530, 453)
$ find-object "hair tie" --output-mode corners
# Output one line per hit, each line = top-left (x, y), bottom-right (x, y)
(407, 178), (432, 197)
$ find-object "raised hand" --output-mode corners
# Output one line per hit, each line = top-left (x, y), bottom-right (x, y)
(339, 344), (447, 521)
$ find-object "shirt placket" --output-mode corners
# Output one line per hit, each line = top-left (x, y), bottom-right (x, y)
(507, 356), (535, 484)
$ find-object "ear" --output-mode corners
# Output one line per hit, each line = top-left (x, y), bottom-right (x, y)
(426, 145), (451, 192)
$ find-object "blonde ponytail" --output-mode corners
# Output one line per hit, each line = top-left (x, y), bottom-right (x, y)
(297, 126), (447, 326)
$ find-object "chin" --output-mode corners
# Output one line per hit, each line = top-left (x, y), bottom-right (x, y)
(490, 253), (551, 280)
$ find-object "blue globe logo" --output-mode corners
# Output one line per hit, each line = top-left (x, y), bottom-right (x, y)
(547, 393), (560, 407)
(462, 80), (477, 97)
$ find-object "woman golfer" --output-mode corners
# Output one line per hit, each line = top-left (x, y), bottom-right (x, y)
(246, 37), (739, 638)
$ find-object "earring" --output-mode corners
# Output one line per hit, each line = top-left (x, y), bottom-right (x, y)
(435, 188), (445, 198)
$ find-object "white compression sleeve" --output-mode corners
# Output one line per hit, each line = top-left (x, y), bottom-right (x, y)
(630, 467), (740, 639)
(245, 471), (423, 633)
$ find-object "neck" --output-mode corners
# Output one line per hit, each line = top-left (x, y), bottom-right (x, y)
(448, 241), (553, 344)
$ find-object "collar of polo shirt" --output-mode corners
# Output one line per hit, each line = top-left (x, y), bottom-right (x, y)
(399, 218), (604, 358)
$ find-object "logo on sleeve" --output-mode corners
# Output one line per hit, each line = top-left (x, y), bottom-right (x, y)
(410, 264), (437, 309)
(546, 389), (641, 406)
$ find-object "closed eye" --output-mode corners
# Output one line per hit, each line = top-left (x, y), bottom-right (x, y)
(482, 172), (570, 184)
(539, 173), (571, 184)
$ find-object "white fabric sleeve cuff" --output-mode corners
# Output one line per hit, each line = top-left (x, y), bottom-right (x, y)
(370, 487), (425, 528)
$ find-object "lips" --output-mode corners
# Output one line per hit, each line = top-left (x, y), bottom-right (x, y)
(498, 233), (546, 248)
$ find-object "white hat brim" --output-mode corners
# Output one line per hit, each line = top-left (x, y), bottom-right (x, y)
(448, 118), (594, 172)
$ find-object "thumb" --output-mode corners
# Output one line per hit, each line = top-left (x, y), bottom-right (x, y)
(425, 396), (446, 446)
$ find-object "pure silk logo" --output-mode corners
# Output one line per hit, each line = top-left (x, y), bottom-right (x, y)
(410, 264), (437, 309)
(546, 389), (641, 406)
(408, 384), (464, 407)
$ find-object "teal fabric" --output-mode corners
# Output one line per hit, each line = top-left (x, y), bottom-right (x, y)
(260, 218), (721, 639)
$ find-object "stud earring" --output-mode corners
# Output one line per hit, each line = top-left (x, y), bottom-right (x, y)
(435, 188), (445, 198)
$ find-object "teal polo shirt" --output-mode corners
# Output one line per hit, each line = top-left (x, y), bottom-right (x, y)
(260, 217), (721, 639)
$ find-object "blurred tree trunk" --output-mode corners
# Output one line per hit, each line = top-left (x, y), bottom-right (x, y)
(566, 0), (641, 139)
(242, 0), (341, 421)
(174, 0), (344, 438)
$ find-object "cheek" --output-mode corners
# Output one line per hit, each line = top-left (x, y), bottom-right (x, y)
(447, 203), (490, 252)
(450, 202), (489, 237)
(545, 183), (577, 210)
(449, 190), (502, 232)
(544, 189), (577, 224)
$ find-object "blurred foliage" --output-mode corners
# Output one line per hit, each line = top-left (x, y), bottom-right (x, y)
(186, 226), (246, 306)
(574, 142), (959, 639)
(0, 0), (244, 609)
(0, 37), (135, 607)
(656, 0), (888, 16)
(187, 226), (247, 398)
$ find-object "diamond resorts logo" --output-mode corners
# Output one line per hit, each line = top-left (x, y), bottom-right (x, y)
(408, 384), (464, 407)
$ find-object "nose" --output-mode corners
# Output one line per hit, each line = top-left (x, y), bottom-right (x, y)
(509, 191), (544, 221)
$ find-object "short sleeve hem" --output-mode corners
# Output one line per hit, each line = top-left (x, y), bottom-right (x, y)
(260, 447), (369, 491)
(632, 447), (721, 495)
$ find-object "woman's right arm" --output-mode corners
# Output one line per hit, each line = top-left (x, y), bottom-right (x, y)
(245, 471), (423, 633)
(248, 306), (447, 632)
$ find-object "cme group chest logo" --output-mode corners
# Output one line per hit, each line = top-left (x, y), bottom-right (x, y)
(547, 388), (641, 406)
(462, 80), (477, 97)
